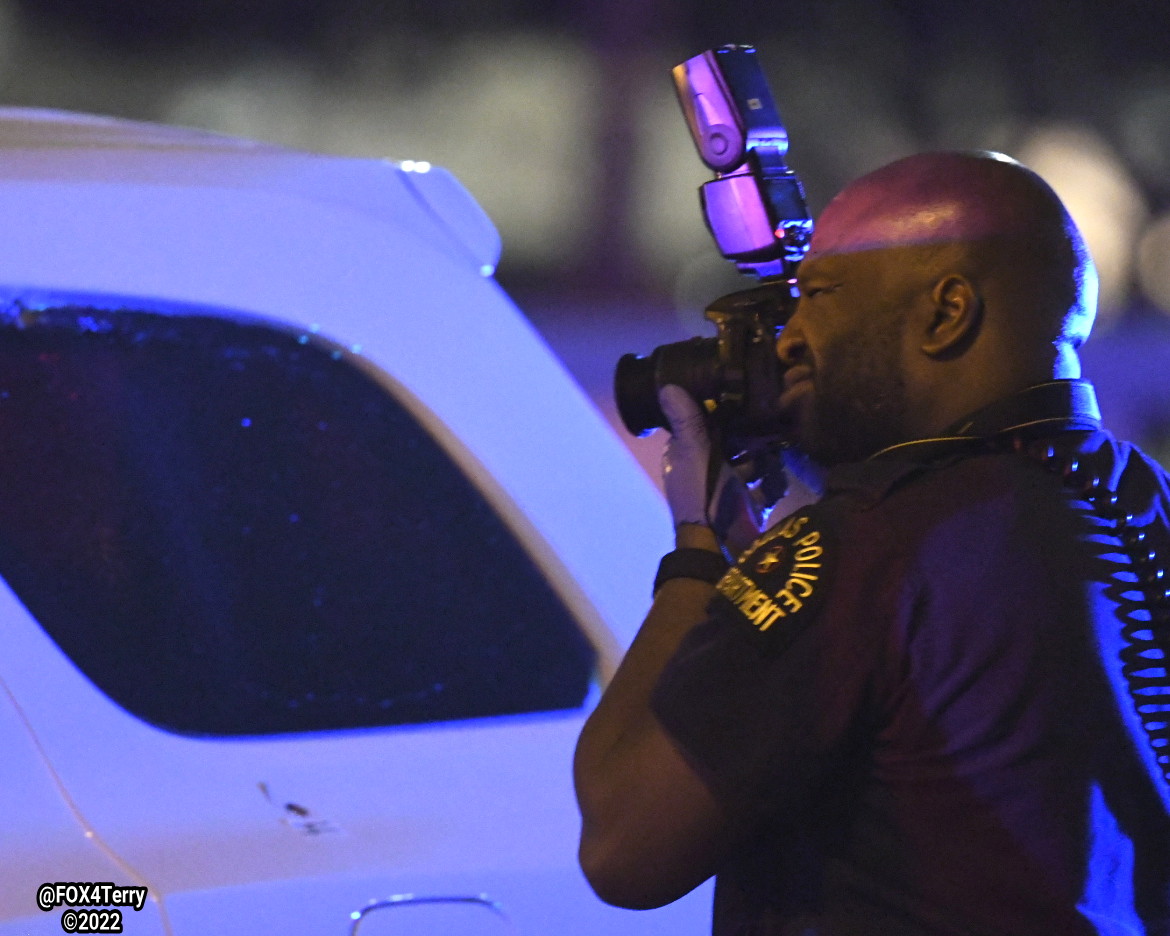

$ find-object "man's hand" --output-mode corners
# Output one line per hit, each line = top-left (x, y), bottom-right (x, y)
(659, 384), (783, 556)
(658, 384), (713, 528)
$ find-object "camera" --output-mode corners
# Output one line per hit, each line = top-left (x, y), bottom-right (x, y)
(614, 45), (813, 441)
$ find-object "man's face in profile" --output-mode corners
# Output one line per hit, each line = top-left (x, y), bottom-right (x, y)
(776, 247), (913, 466)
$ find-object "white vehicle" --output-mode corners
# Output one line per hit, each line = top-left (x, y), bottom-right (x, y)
(0, 110), (711, 936)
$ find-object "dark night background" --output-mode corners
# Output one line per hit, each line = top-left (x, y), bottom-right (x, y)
(3, 0), (1170, 464)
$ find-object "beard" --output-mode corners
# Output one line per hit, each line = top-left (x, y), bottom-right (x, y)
(795, 319), (909, 466)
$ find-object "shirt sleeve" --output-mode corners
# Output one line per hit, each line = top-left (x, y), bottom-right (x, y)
(650, 502), (901, 826)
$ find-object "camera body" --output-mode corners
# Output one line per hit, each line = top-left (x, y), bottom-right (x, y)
(614, 45), (812, 440)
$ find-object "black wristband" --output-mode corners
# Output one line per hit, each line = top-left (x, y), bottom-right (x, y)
(653, 548), (730, 596)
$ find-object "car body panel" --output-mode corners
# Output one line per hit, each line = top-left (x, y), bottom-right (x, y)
(0, 110), (711, 935)
(0, 674), (167, 934)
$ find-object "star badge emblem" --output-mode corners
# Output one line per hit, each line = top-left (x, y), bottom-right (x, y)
(756, 546), (786, 574)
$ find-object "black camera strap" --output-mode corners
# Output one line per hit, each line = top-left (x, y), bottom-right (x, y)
(1025, 441), (1170, 791)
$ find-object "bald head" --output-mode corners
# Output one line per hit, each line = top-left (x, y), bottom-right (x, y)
(775, 152), (1101, 460)
(809, 151), (1097, 348)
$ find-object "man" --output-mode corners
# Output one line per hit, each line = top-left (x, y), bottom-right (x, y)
(574, 151), (1170, 935)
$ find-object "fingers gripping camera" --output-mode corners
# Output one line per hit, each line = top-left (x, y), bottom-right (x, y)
(659, 385), (785, 555)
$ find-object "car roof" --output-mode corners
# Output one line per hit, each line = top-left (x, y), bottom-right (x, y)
(0, 106), (501, 274)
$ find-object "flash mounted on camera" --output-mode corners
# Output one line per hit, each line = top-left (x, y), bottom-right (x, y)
(615, 45), (813, 440)
(674, 44), (812, 278)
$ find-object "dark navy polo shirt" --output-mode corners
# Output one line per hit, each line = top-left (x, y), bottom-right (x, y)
(652, 382), (1170, 935)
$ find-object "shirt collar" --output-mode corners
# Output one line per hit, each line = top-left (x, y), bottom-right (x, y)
(824, 380), (1102, 503)
(865, 379), (1101, 464)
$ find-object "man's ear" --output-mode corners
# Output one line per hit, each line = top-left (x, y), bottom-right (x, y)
(921, 274), (982, 358)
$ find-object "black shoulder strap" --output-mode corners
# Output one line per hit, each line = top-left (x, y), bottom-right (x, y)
(1027, 444), (1170, 790)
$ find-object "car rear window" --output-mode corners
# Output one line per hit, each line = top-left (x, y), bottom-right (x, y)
(0, 300), (595, 736)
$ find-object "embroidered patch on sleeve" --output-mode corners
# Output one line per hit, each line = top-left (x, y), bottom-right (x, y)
(712, 505), (834, 649)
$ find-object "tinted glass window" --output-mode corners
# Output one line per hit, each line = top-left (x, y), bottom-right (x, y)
(0, 301), (595, 736)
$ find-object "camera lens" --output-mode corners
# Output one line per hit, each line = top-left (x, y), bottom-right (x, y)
(614, 353), (664, 438)
(614, 337), (721, 437)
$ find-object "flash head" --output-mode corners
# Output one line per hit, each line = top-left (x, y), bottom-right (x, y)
(672, 45), (812, 280)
